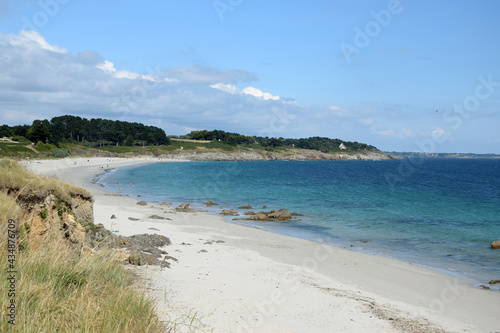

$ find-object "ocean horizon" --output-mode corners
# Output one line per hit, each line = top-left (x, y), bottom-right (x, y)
(98, 158), (500, 286)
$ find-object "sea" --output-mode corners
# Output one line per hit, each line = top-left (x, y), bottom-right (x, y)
(98, 158), (500, 285)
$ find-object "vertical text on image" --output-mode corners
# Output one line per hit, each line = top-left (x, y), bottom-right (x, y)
(7, 219), (17, 325)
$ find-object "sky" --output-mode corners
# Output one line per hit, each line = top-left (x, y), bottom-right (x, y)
(0, 0), (499, 153)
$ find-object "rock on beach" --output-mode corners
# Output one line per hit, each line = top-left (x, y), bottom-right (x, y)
(248, 208), (293, 222)
(220, 209), (239, 216)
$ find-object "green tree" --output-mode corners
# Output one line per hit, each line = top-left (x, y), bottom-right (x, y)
(27, 120), (53, 143)
(268, 138), (283, 147)
(12, 125), (30, 138)
(124, 135), (134, 146)
(0, 125), (13, 138)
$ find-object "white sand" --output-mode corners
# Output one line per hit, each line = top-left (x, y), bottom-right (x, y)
(25, 157), (500, 332)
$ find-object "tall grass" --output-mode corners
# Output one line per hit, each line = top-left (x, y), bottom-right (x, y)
(0, 159), (166, 332)
(0, 143), (35, 158)
(0, 159), (90, 202)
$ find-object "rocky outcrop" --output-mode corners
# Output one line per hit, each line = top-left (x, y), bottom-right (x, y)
(204, 200), (218, 206)
(5, 190), (93, 252)
(244, 208), (293, 222)
(492, 241), (500, 249)
(71, 197), (93, 226)
(220, 209), (239, 216)
(238, 205), (253, 209)
(9, 187), (171, 265)
(127, 233), (171, 247)
(86, 227), (173, 267)
(267, 208), (292, 221)
(6, 161), (175, 269)
(148, 214), (169, 220)
(128, 250), (161, 266)
(62, 215), (85, 246)
(120, 234), (172, 267)
(164, 150), (396, 162)
(175, 203), (201, 213)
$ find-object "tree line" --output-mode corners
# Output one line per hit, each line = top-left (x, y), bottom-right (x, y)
(187, 130), (377, 152)
(0, 115), (169, 146)
(1, 117), (377, 153)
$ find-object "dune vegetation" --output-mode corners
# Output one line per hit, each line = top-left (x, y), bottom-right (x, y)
(0, 159), (166, 333)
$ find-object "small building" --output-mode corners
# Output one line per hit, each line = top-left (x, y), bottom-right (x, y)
(339, 143), (347, 150)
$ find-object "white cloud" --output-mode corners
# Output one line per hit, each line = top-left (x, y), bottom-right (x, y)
(242, 87), (280, 101)
(0, 31), (300, 137)
(5, 30), (462, 153)
(209, 83), (240, 94)
(96, 60), (116, 74)
(428, 127), (451, 142)
(210, 83), (280, 101)
(163, 77), (179, 84)
(17, 30), (67, 54)
(96, 60), (158, 82)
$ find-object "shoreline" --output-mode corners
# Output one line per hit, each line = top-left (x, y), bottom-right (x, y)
(25, 157), (500, 332)
(97, 159), (499, 288)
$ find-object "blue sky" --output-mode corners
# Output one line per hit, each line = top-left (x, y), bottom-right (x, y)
(0, 0), (499, 153)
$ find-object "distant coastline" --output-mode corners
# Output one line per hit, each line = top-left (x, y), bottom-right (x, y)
(387, 152), (500, 159)
(164, 149), (396, 161)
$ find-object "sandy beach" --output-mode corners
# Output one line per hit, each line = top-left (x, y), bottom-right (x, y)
(24, 157), (500, 333)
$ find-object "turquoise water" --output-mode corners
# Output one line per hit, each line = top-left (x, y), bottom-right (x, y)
(99, 158), (500, 283)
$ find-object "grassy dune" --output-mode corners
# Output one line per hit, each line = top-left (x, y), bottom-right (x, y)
(0, 159), (166, 333)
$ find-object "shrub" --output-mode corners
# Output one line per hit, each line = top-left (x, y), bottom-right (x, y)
(34, 142), (58, 152)
(51, 148), (70, 158)
(11, 135), (30, 143)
